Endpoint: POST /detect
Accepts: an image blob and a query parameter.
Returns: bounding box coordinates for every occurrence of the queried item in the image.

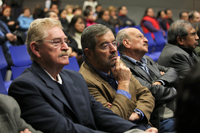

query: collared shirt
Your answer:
[85,61,131,100]
[43,69,62,84]
[123,54,165,86]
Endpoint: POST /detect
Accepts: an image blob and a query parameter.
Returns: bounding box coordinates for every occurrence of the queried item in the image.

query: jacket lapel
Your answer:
[30,62,74,113]
[121,55,153,83]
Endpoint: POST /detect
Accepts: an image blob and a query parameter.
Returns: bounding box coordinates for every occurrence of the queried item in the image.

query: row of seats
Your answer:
[0,45,80,94]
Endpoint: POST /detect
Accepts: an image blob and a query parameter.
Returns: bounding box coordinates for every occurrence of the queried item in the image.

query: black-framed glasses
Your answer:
[43,37,70,48]
[179,32,197,37]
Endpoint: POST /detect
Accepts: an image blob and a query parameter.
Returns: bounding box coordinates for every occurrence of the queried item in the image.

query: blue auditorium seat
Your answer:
[153,31,167,52]
[9,45,32,79]
[63,56,79,72]
[144,32,156,54]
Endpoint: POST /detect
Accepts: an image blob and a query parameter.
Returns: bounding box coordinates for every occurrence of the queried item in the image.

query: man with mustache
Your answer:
[116,27,178,133]
[157,20,200,81]
[79,24,155,131]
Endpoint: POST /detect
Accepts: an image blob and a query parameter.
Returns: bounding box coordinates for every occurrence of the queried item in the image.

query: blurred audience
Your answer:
[83,9,96,27]
[95,9,116,35]
[141,8,163,39]
[65,4,74,23]
[49,3,59,14]
[72,5,83,15]
[179,11,189,21]
[33,5,45,19]
[117,6,135,27]
[59,9,68,31]
[157,10,169,31]
[108,5,123,28]
[165,9,174,25]
[189,11,200,23]
[0,6,19,32]
[17,7,34,32]
[82,0,98,13]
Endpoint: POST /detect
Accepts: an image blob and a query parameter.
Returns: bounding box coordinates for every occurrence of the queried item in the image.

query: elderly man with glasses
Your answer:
[8,18,157,133]
[158,20,200,81]
[79,24,156,131]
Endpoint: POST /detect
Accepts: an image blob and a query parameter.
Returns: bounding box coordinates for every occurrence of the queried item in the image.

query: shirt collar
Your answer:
[122,54,147,67]
[85,61,114,80]
[43,69,62,84]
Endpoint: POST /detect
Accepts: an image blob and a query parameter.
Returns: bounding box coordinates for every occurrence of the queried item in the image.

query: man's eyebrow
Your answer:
[99,40,116,46]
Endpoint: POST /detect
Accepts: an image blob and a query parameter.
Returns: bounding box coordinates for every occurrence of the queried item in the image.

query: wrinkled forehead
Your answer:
[127,28,142,36]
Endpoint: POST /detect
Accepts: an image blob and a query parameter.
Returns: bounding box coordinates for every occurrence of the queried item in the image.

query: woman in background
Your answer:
[157,10,169,31]
[68,15,86,66]
[0,6,19,32]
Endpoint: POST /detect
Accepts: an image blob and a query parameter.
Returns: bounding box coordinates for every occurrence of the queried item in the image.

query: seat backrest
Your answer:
[9,45,32,67]
[0,46,8,79]
[11,65,31,79]
[153,31,166,46]
[0,71,7,95]
[144,32,156,54]
[133,25,143,33]
[63,56,79,72]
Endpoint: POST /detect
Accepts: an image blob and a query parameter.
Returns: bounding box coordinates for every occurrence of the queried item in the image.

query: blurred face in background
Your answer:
[147,8,154,17]
[60,10,67,19]
[120,6,128,15]
[75,18,85,33]
[3,7,11,17]
[160,11,166,19]
[102,10,110,22]
[181,12,189,21]
[24,9,31,17]
[49,12,59,20]
[166,10,173,18]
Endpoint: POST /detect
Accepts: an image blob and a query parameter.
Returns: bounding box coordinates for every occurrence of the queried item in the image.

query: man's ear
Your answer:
[122,39,131,48]
[177,36,184,45]
[84,48,93,59]
[30,42,41,58]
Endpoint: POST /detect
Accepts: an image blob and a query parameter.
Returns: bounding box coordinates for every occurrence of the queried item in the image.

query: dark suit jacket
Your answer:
[0,94,42,133]
[121,55,178,126]
[79,62,155,124]
[8,62,137,133]
[157,43,200,80]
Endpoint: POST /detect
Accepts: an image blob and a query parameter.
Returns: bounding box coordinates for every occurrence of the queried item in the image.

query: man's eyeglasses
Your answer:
[101,41,118,50]
[180,32,197,37]
[42,38,70,48]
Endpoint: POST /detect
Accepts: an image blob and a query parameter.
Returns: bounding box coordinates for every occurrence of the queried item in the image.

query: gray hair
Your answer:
[81,24,111,60]
[116,28,130,53]
[168,20,192,44]
[26,18,63,61]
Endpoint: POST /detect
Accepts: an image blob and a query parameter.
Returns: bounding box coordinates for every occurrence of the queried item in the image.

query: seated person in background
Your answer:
[176,63,200,133]
[108,6,123,28]
[8,18,157,133]
[117,27,178,133]
[0,6,19,32]
[94,4,102,18]
[0,19,16,66]
[83,9,97,27]
[72,5,83,15]
[0,94,42,133]
[141,8,164,39]
[49,3,59,14]
[164,9,174,25]
[95,9,116,35]
[157,20,200,81]
[157,10,169,31]
[188,11,200,23]
[192,22,200,57]
[179,11,189,21]
[68,15,86,66]
[117,6,135,27]
[79,24,155,131]
[17,7,34,32]
[59,9,68,31]
[65,4,74,23]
